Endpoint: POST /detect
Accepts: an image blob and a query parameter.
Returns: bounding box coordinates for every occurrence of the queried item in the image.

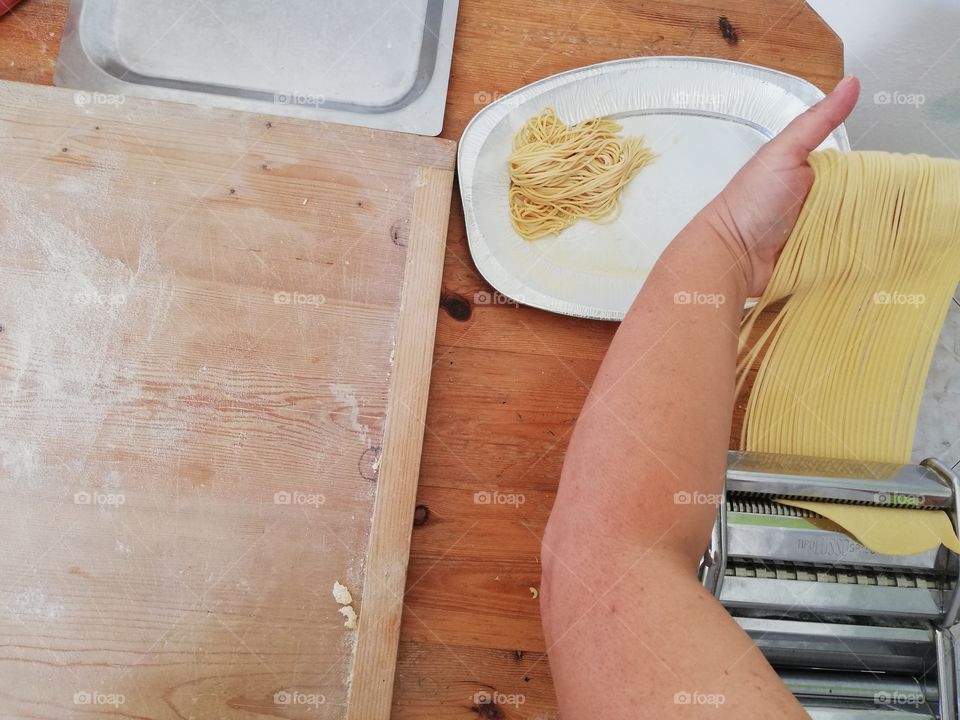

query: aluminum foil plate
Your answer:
[458,57,851,320]
[54,0,458,136]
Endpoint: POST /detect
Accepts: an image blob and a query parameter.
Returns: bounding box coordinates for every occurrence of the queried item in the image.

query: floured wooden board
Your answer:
[0,80,455,719]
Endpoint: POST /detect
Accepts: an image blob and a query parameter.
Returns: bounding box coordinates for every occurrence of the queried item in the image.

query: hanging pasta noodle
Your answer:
[508,108,656,240]
[736,150,960,556]
[738,150,960,462]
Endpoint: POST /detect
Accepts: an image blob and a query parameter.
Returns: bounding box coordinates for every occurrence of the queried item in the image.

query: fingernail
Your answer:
[834,75,856,92]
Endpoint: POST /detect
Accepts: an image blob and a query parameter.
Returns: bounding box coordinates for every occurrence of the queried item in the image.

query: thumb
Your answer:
[774,75,860,157]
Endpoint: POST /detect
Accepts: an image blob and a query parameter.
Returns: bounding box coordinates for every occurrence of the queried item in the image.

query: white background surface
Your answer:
[809,0,960,155]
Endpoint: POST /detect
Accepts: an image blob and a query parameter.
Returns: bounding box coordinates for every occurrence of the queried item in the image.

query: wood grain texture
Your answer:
[393,641,554,719]
[0,79,454,718]
[349,167,455,718]
[0,0,65,86]
[0,1,842,718]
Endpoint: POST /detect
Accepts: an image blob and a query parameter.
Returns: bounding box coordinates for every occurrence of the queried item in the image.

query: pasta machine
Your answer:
[700,451,960,720]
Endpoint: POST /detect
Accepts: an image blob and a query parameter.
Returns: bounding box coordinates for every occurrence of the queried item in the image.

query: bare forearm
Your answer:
[558,210,747,558]
[541,210,806,719]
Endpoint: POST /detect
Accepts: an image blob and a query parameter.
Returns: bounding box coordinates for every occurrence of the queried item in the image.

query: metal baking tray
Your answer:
[54,0,459,136]
[458,56,851,320]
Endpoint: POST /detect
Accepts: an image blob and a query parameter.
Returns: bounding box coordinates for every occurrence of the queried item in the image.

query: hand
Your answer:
[704,75,860,297]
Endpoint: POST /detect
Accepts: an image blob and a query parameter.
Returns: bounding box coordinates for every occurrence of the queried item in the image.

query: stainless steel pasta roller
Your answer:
[700,450,960,720]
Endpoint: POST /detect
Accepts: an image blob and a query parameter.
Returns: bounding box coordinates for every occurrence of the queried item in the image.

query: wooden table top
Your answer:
[0,1,842,717]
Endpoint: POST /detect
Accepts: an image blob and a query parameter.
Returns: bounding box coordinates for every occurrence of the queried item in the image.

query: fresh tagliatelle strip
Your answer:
[776,499,960,556]
[739,151,960,466]
[738,151,960,556]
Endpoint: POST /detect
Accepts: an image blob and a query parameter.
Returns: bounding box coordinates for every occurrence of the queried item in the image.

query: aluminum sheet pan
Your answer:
[458,57,851,320]
[54,0,458,136]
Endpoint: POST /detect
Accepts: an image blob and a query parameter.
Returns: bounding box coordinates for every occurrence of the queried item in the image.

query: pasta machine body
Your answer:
[700,451,960,720]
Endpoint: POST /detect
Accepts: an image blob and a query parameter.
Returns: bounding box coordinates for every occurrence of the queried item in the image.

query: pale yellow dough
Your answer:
[740,151,960,557]
[777,499,960,556]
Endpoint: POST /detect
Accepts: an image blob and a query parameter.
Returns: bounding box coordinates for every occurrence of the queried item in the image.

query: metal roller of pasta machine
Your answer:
[700,451,960,720]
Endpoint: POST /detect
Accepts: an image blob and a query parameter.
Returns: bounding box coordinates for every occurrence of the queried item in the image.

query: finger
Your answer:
[773,75,860,157]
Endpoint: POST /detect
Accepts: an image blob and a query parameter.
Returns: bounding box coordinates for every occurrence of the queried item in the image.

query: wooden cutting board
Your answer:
[0,80,455,719]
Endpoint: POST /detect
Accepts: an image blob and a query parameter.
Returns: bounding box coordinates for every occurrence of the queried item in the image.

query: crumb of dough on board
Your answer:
[529,587,539,599]
[339,605,358,630]
[332,580,353,605]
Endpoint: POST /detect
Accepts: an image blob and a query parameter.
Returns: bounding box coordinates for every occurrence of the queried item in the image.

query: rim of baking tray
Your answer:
[457,55,852,321]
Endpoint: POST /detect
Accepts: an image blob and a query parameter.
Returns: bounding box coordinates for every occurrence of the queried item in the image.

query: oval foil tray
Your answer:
[458,56,851,320]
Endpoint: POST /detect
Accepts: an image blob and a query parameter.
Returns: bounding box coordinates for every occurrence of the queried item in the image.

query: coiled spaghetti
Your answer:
[508,108,656,240]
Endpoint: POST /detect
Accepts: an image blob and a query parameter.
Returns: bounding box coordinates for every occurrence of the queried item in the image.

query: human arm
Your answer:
[540,76,860,719]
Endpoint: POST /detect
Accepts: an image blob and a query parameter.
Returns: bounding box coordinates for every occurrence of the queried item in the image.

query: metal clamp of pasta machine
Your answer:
[700,451,960,720]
